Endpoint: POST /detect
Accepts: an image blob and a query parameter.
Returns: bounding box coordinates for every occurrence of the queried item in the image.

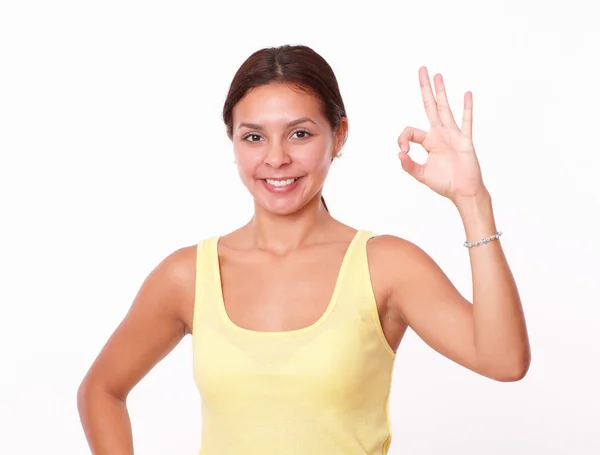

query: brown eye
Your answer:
[243,134,263,142]
[292,130,312,139]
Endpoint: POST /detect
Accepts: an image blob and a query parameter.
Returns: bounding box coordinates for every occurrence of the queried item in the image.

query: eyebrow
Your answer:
[236,117,317,131]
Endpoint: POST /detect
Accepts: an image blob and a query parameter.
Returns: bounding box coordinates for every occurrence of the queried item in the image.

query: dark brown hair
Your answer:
[222,44,347,212]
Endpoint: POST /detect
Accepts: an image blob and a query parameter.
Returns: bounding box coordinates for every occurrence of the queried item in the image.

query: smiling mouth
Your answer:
[263,177,300,188]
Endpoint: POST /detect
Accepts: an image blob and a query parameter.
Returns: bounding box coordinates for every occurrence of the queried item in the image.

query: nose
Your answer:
[264,141,291,168]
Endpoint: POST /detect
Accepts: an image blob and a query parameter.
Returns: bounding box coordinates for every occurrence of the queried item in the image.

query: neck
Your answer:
[246,196,333,254]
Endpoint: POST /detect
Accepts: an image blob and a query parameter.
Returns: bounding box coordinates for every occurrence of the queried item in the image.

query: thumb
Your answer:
[398,151,425,182]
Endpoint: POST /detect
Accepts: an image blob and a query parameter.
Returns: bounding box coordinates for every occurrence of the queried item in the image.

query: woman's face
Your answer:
[231,83,346,215]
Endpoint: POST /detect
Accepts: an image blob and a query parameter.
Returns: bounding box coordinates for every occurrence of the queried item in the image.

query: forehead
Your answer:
[232,83,325,125]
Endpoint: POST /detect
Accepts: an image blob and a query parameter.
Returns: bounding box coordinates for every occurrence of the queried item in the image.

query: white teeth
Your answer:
[265,178,298,187]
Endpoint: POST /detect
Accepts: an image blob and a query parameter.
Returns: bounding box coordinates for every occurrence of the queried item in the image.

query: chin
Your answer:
[259,199,304,216]
[254,191,314,216]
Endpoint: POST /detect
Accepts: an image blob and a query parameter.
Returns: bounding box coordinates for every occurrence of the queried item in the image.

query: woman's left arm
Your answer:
[374,192,530,382]
[385,67,530,381]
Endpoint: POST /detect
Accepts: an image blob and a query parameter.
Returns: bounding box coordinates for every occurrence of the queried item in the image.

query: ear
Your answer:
[332,117,349,160]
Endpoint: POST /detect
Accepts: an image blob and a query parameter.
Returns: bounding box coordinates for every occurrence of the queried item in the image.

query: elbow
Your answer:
[76,376,113,414]
[478,349,531,382]
[77,376,127,409]
[494,364,529,382]
[492,355,531,383]
[77,378,93,416]
[77,385,88,425]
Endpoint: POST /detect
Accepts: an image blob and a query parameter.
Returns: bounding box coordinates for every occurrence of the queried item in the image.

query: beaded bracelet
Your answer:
[464,231,502,248]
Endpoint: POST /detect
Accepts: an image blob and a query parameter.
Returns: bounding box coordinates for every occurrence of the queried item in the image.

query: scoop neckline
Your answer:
[210,230,364,336]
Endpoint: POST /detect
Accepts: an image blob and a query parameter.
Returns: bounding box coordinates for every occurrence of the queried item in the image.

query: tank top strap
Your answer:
[334,229,377,294]
[332,230,395,358]
[192,236,221,335]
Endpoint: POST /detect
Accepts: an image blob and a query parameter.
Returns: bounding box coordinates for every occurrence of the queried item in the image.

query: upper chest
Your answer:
[182,235,404,348]
[217,241,365,332]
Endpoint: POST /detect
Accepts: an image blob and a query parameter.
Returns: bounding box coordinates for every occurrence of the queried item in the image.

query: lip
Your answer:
[261,176,303,194]
[260,177,302,180]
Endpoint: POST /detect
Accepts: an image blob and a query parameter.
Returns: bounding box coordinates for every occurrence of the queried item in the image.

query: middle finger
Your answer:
[419,66,442,127]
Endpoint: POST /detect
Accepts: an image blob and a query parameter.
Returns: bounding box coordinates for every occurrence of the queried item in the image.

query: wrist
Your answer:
[454,191,497,241]
[453,189,492,215]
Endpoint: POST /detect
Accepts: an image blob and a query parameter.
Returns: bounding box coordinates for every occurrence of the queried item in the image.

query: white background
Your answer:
[1,1,599,453]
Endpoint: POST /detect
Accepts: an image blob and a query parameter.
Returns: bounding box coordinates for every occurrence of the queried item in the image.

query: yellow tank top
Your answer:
[192,230,396,455]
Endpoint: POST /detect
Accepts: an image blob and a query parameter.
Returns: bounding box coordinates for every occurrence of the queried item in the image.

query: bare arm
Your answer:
[374,194,530,381]
[77,246,195,454]
[387,67,530,381]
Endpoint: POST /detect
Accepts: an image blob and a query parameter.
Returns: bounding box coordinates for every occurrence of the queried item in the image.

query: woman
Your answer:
[77,44,531,454]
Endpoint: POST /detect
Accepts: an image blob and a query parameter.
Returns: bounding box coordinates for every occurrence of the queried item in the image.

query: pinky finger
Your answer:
[461,91,473,138]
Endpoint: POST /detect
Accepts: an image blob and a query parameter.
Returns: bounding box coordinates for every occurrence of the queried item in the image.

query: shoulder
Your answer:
[366,234,432,266]
[366,234,442,294]
[136,243,199,332]
[154,244,198,286]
